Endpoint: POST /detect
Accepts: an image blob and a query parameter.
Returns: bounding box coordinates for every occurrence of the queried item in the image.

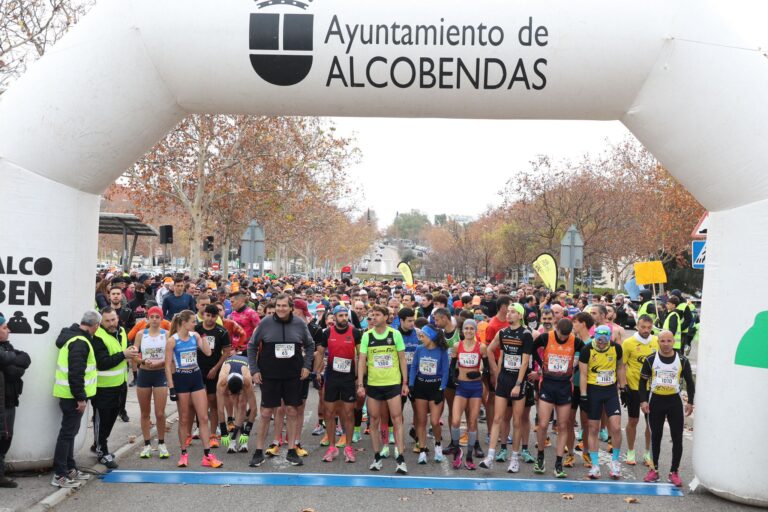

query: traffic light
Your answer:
[203,236,214,251]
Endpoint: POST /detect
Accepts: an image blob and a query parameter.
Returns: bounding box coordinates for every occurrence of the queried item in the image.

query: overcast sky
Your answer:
[332,118,631,229]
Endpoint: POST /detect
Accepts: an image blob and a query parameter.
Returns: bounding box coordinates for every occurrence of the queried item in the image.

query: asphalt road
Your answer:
[366,245,400,276]
[50,364,752,512]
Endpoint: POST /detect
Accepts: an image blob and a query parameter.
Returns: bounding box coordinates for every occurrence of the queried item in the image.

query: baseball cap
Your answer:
[511,303,525,318]
[471,295,482,306]
[293,299,310,316]
[485,287,494,294]
[163,277,173,284]
[594,325,611,340]
[333,305,349,315]
[0,314,6,327]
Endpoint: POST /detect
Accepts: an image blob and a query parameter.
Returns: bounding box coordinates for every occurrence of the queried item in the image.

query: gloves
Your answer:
[169,387,177,402]
[620,386,629,408]
[238,433,250,445]
[221,434,232,447]
[580,394,589,411]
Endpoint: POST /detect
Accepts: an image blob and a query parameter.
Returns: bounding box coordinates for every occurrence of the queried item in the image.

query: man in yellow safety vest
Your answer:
[51,311,101,488]
[90,307,138,469]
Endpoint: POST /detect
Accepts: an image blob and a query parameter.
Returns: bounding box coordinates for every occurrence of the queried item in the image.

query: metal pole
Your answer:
[568,229,575,292]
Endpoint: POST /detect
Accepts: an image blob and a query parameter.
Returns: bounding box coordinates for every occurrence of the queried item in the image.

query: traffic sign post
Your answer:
[560,225,584,292]
[691,212,710,239]
[692,240,706,269]
[241,220,265,278]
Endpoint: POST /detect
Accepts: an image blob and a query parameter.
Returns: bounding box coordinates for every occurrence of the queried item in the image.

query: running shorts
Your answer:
[587,384,621,421]
[324,377,356,403]
[539,379,573,406]
[137,369,167,389]
[456,380,483,399]
[260,378,303,408]
[174,369,205,394]
[366,384,401,402]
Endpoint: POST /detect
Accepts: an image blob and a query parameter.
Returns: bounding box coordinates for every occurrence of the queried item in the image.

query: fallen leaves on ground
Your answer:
[624,497,640,504]
[301,508,316,512]
[398,496,409,501]
[561,494,574,500]
[424,489,434,495]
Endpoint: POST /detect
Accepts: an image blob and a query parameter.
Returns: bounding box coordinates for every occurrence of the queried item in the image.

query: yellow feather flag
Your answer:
[532,253,558,291]
[398,261,414,287]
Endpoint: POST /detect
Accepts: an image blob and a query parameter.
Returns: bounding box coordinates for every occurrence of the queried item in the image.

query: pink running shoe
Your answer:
[322,446,339,462]
[202,453,223,468]
[465,458,477,470]
[644,469,660,482]
[177,453,188,468]
[452,447,464,469]
[344,446,356,463]
[668,472,683,487]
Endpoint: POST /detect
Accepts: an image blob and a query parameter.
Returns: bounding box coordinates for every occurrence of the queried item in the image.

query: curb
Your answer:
[26,412,179,512]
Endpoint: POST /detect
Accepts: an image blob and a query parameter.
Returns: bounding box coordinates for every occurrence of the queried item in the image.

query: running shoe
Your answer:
[412,442,422,453]
[396,460,408,474]
[588,464,601,479]
[238,442,249,453]
[66,469,91,481]
[465,457,477,470]
[443,442,458,456]
[609,460,621,480]
[507,457,520,473]
[294,444,309,457]
[598,428,609,442]
[668,472,684,488]
[320,434,330,447]
[312,423,325,436]
[336,423,343,436]
[227,442,237,454]
[479,407,486,422]
[379,445,390,458]
[554,465,567,479]
[202,453,223,468]
[249,452,265,467]
[626,449,637,465]
[418,451,428,464]
[352,429,362,443]
[452,447,464,469]
[158,443,170,459]
[575,441,584,452]
[644,452,653,467]
[576,429,582,442]
[644,469,660,482]
[434,445,444,463]
[286,449,303,466]
[265,443,280,457]
[177,453,189,467]
[209,435,220,449]
[192,426,200,439]
[140,445,153,458]
[459,432,469,446]
[506,435,513,445]
[563,453,575,468]
[51,475,81,488]
[344,445,356,463]
[495,448,508,462]
[369,458,383,471]
[394,447,400,459]
[389,431,395,444]
[335,435,347,448]
[364,427,370,435]
[533,458,545,474]
[322,446,339,462]
[582,452,593,468]
[409,426,418,441]
[478,456,493,470]
[473,442,485,459]
[184,436,193,448]
[98,453,118,469]
[521,448,535,463]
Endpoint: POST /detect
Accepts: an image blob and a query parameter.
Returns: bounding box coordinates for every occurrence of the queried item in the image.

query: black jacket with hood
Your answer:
[55,324,94,402]
[0,339,31,438]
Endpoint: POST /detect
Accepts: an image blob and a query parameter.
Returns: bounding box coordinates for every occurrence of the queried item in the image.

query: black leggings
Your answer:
[649,394,684,472]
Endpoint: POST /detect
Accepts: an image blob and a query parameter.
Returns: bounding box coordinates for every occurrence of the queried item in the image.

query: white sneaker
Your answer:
[589,464,602,479]
[610,460,621,479]
[434,445,444,463]
[191,426,200,439]
[379,445,390,459]
[66,469,91,481]
[51,475,81,488]
[479,456,493,469]
[369,458,383,471]
[418,452,428,464]
[139,445,153,458]
[396,460,408,474]
[238,442,249,453]
[227,442,237,454]
[157,443,170,459]
[507,456,520,473]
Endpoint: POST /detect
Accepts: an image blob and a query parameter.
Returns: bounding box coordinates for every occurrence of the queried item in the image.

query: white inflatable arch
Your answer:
[1,0,767,505]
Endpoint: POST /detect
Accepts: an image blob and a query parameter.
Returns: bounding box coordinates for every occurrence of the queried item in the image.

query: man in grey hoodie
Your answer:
[247,294,314,468]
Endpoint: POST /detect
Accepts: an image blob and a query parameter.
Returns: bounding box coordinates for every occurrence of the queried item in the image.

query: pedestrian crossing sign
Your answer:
[692,240,706,269]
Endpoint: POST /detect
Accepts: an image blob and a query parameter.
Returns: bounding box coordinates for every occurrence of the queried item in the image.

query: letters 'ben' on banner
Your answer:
[633,261,667,286]
[532,253,557,291]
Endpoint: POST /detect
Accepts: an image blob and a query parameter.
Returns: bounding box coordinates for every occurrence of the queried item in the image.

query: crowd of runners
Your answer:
[42,269,697,488]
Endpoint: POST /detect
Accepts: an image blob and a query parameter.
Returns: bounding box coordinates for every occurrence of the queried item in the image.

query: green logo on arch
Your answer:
[734,311,768,369]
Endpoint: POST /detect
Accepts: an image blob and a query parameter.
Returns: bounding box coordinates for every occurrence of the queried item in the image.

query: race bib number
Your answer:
[180,350,197,368]
[503,353,522,370]
[143,347,163,361]
[458,352,479,368]
[405,351,415,365]
[654,370,678,389]
[419,357,438,376]
[596,370,616,385]
[332,357,352,373]
[275,343,295,359]
[547,355,570,373]
[373,353,393,369]
[206,336,216,351]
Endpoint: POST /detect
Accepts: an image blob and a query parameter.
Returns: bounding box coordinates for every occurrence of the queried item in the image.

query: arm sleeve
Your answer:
[92,335,126,370]
[67,340,89,401]
[638,357,653,403]
[579,346,591,364]
[615,343,623,363]
[682,358,695,405]
[440,349,450,390]
[302,323,315,370]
